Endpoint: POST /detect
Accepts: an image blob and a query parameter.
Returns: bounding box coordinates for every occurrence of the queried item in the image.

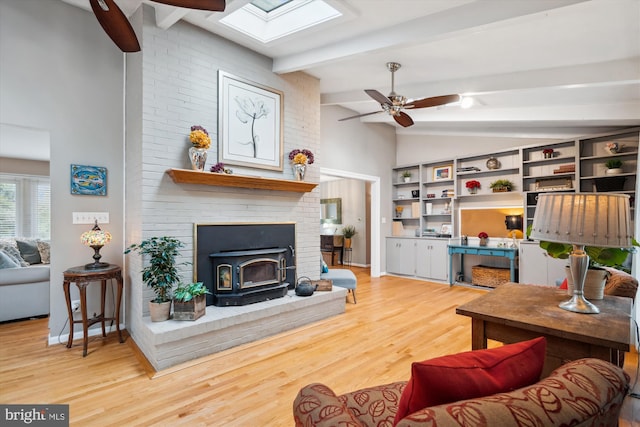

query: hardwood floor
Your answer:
[1,267,638,426]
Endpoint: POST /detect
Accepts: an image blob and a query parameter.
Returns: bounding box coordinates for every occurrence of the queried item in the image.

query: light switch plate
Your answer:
[72,212,109,224]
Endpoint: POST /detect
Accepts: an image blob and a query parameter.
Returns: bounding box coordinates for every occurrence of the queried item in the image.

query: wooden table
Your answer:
[447,245,517,285]
[63,264,124,356]
[456,283,631,376]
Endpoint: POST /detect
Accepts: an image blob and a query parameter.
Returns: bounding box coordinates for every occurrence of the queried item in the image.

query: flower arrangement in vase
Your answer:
[289,149,314,181]
[465,180,481,194]
[543,148,554,159]
[478,231,489,246]
[605,142,620,155]
[188,125,211,171]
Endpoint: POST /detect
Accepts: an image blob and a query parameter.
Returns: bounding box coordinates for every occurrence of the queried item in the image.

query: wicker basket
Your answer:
[593,176,626,192]
[472,265,510,288]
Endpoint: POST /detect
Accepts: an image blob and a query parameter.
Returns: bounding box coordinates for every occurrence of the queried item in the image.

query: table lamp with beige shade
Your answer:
[529,193,633,314]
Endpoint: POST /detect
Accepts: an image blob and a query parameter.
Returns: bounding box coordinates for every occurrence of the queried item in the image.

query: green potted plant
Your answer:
[401,170,412,182]
[539,239,638,298]
[125,236,186,322]
[489,179,514,192]
[604,159,623,175]
[173,282,210,321]
[342,225,357,249]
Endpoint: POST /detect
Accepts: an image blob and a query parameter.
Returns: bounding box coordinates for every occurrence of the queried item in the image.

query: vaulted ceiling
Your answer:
[62,0,640,138]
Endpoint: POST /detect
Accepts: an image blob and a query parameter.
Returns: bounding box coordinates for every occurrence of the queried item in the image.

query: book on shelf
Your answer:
[553,164,575,174]
[411,202,421,218]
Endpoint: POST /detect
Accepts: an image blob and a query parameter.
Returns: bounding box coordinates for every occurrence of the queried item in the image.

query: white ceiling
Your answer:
[61,0,640,138]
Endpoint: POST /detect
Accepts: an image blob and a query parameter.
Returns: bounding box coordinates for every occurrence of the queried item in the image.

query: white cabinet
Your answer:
[386,238,417,275]
[415,239,449,281]
[386,237,449,281]
[519,241,567,286]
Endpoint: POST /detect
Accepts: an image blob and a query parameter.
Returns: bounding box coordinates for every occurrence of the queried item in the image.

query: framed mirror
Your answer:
[321,198,342,224]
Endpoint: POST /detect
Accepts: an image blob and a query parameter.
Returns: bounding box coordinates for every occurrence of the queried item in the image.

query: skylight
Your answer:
[251,0,294,13]
[220,0,342,44]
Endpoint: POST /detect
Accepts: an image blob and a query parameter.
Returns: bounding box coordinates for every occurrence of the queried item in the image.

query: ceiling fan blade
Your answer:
[405,94,460,109]
[90,0,140,52]
[338,111,383,122]
[393,112,414,127]
[365,89,392,106]
[152,0,226,11]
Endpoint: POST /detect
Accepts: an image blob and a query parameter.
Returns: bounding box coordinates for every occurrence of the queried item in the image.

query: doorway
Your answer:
[320,167,380,277]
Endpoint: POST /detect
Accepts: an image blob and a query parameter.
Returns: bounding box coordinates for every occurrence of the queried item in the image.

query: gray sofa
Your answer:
[0,238,50,322]
[0,265,50,322]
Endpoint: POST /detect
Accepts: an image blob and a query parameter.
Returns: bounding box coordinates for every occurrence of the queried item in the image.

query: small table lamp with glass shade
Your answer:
[529,193,633,314]
[80,220,112,269]
[505,215,523,248]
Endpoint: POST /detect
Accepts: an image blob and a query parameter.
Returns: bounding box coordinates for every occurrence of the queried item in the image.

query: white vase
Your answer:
[606,168,623,175]
[293,163,306,181]
[564,267,608,300]
[189,147,207,171]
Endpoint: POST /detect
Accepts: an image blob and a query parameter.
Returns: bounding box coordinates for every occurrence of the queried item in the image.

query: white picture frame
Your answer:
[218,70,284,171]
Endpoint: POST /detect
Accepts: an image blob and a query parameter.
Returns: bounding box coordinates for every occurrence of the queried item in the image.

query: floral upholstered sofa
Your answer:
[293,338,629,427]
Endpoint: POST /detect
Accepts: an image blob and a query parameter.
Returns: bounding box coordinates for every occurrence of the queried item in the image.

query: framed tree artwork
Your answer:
[218,70,284,171]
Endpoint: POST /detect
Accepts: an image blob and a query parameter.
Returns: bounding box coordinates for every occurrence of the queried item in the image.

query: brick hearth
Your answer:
[139,288,347,370]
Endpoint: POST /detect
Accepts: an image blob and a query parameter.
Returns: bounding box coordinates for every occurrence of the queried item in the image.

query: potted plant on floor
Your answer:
[173,282,210,321]
[342,225,357,249]
[125,236,185,322]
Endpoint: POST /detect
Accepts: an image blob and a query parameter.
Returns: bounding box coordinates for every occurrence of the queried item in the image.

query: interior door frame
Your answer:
[320,167,381,277]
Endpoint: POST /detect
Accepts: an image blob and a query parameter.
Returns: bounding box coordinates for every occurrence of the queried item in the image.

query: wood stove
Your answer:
[210,248,290,306]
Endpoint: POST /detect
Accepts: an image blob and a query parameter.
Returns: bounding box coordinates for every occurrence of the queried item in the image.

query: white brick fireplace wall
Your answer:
[125,8,322,369]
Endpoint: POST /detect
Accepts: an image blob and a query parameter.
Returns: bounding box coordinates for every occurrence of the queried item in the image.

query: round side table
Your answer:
[62,264,124,356]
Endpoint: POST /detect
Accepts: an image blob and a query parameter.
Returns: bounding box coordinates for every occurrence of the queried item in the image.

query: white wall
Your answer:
[396,134,562,166]
[320,105,396,270]
[0,0,125,338]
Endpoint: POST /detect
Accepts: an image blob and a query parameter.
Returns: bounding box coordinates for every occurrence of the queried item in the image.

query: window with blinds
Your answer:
[0,174,50,239]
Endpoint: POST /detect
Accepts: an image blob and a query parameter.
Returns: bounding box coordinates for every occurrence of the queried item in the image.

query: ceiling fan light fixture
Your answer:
[461,96,474,109]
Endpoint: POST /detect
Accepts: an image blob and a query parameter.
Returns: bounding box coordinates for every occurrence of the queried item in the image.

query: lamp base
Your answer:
[559,294,600,314]
[85,261,109,270]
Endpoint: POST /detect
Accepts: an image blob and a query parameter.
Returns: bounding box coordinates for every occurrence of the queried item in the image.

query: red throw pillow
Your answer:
[393,337,546,425]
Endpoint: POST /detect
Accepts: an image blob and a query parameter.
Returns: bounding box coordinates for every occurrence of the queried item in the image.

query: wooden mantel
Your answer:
[166,168,317,193]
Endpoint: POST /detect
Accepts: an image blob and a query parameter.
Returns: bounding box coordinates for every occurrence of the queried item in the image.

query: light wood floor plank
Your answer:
[1,267,637,425]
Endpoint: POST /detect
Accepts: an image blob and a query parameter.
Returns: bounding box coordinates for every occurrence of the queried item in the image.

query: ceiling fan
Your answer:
[90,0,226,52]
[339,62,460,127]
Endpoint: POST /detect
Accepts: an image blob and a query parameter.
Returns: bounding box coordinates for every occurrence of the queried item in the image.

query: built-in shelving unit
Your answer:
[521,140,577,228]
[388,127,639,285]
[456,149,521,198]
[390,127,639,236]
[166,168,318,193]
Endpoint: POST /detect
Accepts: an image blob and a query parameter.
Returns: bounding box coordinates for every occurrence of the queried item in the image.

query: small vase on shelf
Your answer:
[479,237,488,247]
[189,147,207,171]
[468,187,477,195]
[293,163,306,181]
